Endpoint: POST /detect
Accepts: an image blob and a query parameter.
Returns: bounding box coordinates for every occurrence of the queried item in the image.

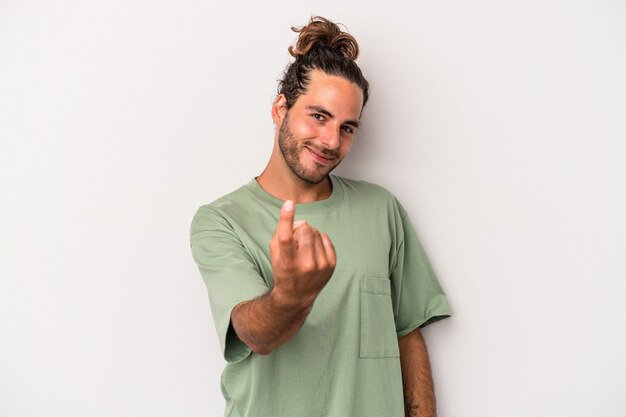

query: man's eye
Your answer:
[342,126,354,134]
[312,114,325,121]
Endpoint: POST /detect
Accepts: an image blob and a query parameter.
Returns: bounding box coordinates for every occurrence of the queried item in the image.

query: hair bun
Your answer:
[288,16,360,61]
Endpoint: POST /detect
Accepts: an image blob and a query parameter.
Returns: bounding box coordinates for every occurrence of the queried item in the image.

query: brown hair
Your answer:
[278,16,369,110]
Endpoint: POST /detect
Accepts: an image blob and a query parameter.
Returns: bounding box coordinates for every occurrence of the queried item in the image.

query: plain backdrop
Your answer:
[1,1,625,416]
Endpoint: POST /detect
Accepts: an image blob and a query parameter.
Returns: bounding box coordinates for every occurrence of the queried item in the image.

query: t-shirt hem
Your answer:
[224,321,253,363]
[220,291,268,363]
[396,312,451,338]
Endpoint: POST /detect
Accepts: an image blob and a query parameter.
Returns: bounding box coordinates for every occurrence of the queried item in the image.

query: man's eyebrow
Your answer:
[306,105,360,129]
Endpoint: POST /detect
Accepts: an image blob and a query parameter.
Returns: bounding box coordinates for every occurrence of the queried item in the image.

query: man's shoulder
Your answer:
[191,181,257,231]
[332,175,397,201]
[332,175,409,221]
[208,181,254,210]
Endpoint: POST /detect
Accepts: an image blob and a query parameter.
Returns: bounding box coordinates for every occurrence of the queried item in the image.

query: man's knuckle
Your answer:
[297,224,312,235]
[277,235,291,245]
[301,259,316,273]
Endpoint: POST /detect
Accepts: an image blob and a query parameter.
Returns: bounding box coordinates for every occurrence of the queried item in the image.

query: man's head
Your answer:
[270,17,368,186]
[275,69,363,184]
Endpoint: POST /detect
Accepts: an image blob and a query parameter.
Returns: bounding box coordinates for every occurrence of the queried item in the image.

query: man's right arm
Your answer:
[230,200,336,355]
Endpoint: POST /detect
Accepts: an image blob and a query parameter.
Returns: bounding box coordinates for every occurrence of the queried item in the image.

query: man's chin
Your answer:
[300,175,328,185]
[292,158,341,184]
[297,169,331,185]
[308,164,339,184]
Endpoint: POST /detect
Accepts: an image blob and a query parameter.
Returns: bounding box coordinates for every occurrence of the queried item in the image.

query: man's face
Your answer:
[277,70,364,185]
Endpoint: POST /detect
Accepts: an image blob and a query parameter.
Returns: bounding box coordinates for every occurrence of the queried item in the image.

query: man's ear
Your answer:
[271,94,288,126]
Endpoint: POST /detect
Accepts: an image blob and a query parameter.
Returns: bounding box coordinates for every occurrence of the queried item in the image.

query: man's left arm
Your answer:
[398,327,437,417]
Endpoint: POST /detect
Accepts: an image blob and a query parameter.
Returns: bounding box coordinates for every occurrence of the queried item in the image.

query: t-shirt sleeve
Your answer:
[390,201,451,337]
[190,205,269,362]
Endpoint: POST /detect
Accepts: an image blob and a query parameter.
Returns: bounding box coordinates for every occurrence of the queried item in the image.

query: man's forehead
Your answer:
[296,71,364,119]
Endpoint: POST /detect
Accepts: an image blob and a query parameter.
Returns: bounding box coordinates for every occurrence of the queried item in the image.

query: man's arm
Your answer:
[398,327,437,417]
[231,200,336,355]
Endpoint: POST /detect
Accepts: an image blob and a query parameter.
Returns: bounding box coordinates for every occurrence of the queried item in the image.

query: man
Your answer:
[191,16,450,417]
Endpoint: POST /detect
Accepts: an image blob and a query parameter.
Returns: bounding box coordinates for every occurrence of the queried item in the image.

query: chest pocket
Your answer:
[359,277,400,358]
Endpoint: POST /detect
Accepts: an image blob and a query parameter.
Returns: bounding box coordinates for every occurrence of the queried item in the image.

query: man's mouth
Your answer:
[305,146,337,164]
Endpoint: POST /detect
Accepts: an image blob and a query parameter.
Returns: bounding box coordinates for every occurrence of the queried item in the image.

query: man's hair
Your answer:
[278,16,369,110]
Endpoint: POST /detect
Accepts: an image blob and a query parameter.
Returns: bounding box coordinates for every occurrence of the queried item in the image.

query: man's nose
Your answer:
[320,126,341,149]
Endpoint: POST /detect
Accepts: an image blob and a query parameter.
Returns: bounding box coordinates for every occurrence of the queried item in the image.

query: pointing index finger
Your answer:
[276,200,296,258]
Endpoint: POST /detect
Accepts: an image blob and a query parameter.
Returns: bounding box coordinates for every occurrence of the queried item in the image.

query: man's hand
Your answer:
[230,200,336,355]
[270,200,336,307]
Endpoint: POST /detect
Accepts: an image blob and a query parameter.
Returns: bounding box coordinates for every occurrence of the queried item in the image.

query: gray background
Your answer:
[1,1,625,416]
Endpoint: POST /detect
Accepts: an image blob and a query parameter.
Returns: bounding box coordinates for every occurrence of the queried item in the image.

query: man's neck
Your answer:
[256,170,333,204]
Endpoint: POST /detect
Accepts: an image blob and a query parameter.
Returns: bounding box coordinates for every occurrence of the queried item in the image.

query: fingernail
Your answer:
[283,200,294,211]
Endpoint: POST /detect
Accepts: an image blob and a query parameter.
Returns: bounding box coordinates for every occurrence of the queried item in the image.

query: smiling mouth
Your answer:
[306,146,337,164]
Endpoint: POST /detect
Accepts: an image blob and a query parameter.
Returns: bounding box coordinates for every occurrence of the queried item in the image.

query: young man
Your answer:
[191,16,450,417]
